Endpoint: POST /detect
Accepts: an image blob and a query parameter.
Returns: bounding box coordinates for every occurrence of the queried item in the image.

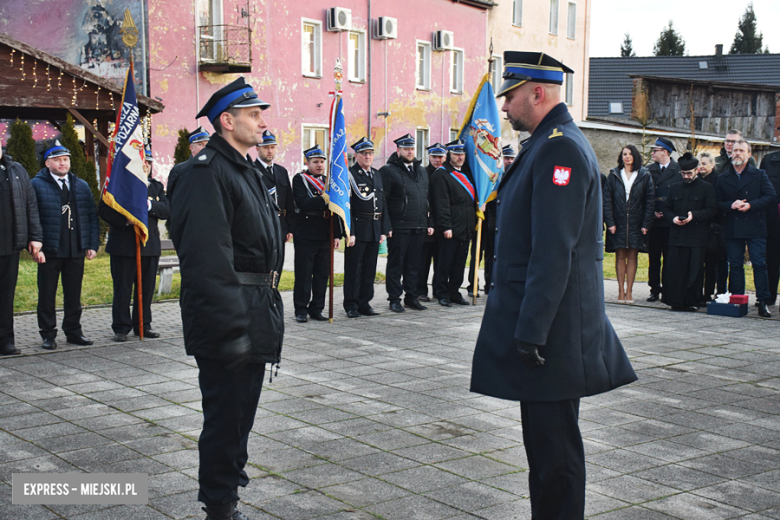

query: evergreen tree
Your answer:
[653,21,686,56]
[730,3,764,54]
[620,34,636,57]
[6,119,39,178]
[59,114,102,224]
[173,128,191,165]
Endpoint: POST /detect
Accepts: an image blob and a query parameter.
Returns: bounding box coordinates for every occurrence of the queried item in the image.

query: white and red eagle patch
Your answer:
[553,166,571,186]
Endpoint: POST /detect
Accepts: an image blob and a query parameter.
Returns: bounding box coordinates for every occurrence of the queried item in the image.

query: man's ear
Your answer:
[219,111,234,132]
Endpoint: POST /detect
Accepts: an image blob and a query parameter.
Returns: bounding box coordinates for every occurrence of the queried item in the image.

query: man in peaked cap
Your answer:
[255,130,295,244]
[417,142,447,302]
[470,51,637,520]
[30,140,99,350]
[343,137,389,318]
[379,133,433,312]
[169,77,284,520]
[167,126,210,201]
[646,136,682,302]
[502,144,516,169]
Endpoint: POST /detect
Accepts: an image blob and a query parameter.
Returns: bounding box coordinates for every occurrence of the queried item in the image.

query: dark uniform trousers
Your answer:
[648,226,670,295]
[434,237,469,301]
[386,230,425,303]
[521,399,585,520]
[768,236,780,305]
[0,253,20,346]
[37,257,85,339]
[417,240,437,298]
[293,238,329,316]
[343,240,380,312]
[196,357,265,505]
[110,255,160,334]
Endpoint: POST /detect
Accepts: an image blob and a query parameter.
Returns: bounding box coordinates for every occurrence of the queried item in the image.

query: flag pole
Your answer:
[471,42,495,306]
[327,59,344,323]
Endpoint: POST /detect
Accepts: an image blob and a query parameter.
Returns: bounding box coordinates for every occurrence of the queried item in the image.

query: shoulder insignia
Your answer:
[198,155,207,161]
[549,128,563,139]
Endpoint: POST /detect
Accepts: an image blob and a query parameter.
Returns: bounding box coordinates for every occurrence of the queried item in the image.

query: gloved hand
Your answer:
[517,340,545,366]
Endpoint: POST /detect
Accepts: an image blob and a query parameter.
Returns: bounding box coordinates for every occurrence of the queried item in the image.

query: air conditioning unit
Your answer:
[376,16,397,40]
[327,7,352,32]
[434,30,455,51]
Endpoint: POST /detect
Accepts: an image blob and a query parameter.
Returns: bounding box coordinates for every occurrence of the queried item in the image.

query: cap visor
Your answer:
[233,99,271,109]
[496,78,527,98]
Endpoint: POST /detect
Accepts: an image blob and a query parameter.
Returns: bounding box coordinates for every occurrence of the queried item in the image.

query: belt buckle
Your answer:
[374,213,381,220]
[271,271,279,288]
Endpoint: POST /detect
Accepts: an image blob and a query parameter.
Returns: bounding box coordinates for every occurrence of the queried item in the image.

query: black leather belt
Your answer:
[304,210,330,218]
[236,271,280,288]
[356,211,382,220]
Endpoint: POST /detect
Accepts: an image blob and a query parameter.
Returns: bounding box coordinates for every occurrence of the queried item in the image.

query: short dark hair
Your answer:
[617,144,642,172]
[211,107,240,135]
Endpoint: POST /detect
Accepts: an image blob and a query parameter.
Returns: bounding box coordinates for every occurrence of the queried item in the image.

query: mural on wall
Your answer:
[0,0,146,92]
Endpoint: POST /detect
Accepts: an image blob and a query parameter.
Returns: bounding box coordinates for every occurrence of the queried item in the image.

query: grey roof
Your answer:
[588,53,780,118]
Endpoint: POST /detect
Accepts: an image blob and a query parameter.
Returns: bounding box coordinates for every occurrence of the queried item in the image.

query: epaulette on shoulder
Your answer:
[192,148,216,166]
[548,127,564,139]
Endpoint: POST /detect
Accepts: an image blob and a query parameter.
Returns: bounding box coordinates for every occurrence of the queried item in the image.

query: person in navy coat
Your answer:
[470,51,637,520]
[714,140,777,317]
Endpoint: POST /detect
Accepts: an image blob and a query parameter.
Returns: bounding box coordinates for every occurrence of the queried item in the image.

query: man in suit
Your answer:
[30,141,99,350]
[471,51,637,520]
[759,144,780,306]
[99,148,170,340]
[255,130,295,243]
[715,140,777,318]
[646,137,682,301]
[417,142,446,302]
[343,137,389,317]
[167,126,209,201]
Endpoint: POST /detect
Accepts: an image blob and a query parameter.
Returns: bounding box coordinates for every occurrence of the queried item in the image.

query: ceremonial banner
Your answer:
[102,63,149,245]
[325,94,351,237]
[458,74,504,207]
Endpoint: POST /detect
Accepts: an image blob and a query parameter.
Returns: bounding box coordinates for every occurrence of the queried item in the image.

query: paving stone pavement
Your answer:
[2,282,780,519]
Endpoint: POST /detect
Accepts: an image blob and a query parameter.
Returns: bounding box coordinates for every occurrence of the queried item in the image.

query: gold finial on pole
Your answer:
[488,37,495,76]
[334,58,343,92]
[120,9,139,49]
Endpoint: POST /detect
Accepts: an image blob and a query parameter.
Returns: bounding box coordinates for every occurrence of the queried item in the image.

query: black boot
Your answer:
[758,301,771,318]
[202,501,250,520]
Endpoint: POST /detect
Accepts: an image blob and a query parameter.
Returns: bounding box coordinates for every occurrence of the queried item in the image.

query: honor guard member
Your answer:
[255,130,296,243]
[471,52,637,520]
[30,141,99,350]
[99,148,169,341]
[0,147,42,356]
[167,126,209,201]
[292,144,342,323]
[343,137,389,317]
[418,142,447,302]
[170,77,284,520]
[431,139,476,306]
[380,133,433,312]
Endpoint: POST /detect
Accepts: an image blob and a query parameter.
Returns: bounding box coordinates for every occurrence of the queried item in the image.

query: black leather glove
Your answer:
[517,340,545,366]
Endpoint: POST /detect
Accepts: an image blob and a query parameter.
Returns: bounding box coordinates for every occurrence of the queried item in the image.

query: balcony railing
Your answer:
[198,24,252,73]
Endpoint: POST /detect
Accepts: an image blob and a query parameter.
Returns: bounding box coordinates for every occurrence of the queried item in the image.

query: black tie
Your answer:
[60,179,68,198]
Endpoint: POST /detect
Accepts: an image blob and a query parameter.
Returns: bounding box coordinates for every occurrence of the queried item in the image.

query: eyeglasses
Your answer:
[724,139,738,144]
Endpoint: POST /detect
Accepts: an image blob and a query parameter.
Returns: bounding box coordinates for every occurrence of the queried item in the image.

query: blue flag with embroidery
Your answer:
[102,63,149,245]
[458,74,504,207]
[325,94,351,237]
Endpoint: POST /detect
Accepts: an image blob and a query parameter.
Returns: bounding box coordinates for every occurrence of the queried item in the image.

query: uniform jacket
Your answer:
[292,171,345,241]
[759,151,780,238]
[166,157,191,202]
[664,177,717,248]
[348,162,390,242]
[646,159,682,228]
[603,167,654,252]
[470,103,637,402]
[431,161,477,242]
[255,159,296,238]
[423,163,439,243]
[379,153,431,232]
[31,169,99,254]
[170,132,284,363]
[99,176,169,256]
[715,164,778,240]
[0,154,42,254]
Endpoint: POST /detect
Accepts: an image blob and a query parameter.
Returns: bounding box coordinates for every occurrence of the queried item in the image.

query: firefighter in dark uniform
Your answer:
[169,77,284,520]
[431,139,476,306]
[255,130,296,244]
[292,145,342,323]
[417,142,446,302]
[343,137,389,317]
[99,148,169,341]
[166,126,209,202]
[470,52,637,520]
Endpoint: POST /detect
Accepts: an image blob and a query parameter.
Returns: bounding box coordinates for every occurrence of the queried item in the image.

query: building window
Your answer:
[416,128,429,165]
[302,20,322,77]
[450,128,460,142]
[567,2,576,39]
[450,49,464,94]
[416,41,431,90]
[513,0,523,27]
[609,102,623,114]
[549,0,559,35]
[348,31,366,83]
[565,73,574,106]
[302,125,327,150]
[492,55,503,93]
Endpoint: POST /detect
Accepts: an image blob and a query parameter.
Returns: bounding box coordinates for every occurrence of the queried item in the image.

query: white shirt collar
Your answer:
[50,170,69,189]
[258,159,272,169]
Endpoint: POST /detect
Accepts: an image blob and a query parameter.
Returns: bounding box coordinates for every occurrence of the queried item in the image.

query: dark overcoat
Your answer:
[470,103,637,402]
[715,164,777,240]
[759,151,780,238]
[646,160,682,228]
[0,154,42,253]
[170,133,284,364]
[379,153,431,232]
[99,176,169,256]
[663,177,717,247]
[431,162,477,242]
[348,163,390,242]
[255,160,297,238]
[603,167,654,252]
